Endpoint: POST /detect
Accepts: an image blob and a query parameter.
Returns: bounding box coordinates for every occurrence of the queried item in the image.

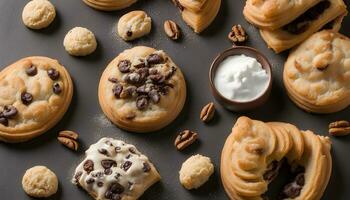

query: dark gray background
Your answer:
[0,0,349,199]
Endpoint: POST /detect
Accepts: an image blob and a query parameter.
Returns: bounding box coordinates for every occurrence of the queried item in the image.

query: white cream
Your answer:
[214,54,269,102]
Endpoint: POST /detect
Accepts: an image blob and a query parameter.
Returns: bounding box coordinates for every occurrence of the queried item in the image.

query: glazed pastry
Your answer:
[117,11,152,41]
[0,57,73,143]
[172,0,221,33]
[221,116,332,200]
[260,0,347,53]
[284,30,350,113]
[98,46,186,133]
[82,0,137,11]
[22,166,58,198]
[72,137,161,200]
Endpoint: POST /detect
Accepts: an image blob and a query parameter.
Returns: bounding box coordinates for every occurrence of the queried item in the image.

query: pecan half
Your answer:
[58,130,79,151]
[200,102,215,123]
[164,20,181,40]
[174,130,198,151]
[228,24,248,43]
[329,120,350,136]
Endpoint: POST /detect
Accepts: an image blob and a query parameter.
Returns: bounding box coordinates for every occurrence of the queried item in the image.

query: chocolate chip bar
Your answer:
[72,137,161,200]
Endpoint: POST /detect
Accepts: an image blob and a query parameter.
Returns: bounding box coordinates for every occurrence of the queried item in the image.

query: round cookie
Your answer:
[0,56,73,143]
[117,11,152,41]
[63,27,97,56]
[283,30,350,113]
[22,166,58,198]
[220,116,332,200]
[179,154,214,190]
[98,46,186,133]
[82,0,138,11]
[22,0,56,29]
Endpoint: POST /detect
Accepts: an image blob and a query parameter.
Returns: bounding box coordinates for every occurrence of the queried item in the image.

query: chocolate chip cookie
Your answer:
[98,46,186,133]
[72,137,161,200]
[0,56,73,143]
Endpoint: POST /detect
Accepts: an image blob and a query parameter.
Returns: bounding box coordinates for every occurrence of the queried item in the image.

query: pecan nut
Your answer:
[329,120,350,136]
[164,20,181,40]
[228,24,248,43]
[58,130,79,151]
[200,102,215,123]
[174,130,198,151]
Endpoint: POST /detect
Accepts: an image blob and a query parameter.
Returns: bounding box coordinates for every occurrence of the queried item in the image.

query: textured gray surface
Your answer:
[0,0,349,199]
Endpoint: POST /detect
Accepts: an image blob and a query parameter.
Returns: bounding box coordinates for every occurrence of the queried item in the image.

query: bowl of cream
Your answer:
[209,46,272,111]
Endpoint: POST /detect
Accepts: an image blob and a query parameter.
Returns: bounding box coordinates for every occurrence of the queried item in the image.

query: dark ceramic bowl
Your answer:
[209,46,273,111]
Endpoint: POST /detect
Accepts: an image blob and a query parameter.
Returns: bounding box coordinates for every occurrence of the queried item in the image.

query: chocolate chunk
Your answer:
[47,68,60,80]
[126,31,133,37]
[115,146,121,153]
[108,77,118,83]
[118,60,131,73]
[101,160,116,169]
[0,113,8,126]
[113,84,123,98]
[129,147,136,154]
[105,168,113,175]
[121,161,132,171]
[21,92,33,105]
[147,54,164,65]
[3,105,17,119]
[86,178,95,184]
[26,65,37,76]
[52,83,62,94]
[148,90,160,103]
[137,68,149,81]
[74,171,83,182]
[125,73,141,84]
[149,74,165,84]
[83,160,94,174]
[98,148,109,156]
[120,86,137,98]
[97,182,104,187]
[143,162,151,172]
[105,182,124,198]
[136,96,149,110]
[136,85,149,94]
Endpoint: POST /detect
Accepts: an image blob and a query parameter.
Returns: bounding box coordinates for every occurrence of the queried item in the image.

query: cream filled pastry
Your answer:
[221,116,332,200]
[284,30,350,113]
[172,0,221,33]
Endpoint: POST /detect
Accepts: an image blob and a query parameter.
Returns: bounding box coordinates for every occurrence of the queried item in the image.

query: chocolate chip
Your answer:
[108,77,118,83]
[2,105,17,119]
[125,73,141,84]
[47,68,60,80]
[129,147,136,154]
[137,68,149,81]
[115,146,121,153]
[121,161,132,171]
[0,113,8,126]
[136,96,148,110]
[126,154,131,159]
[101,160,116,169]
[148,90,160,103]
[21,92,33,105]
[53,83,62,94]
[26,65,37,76]
[83,160,94,174]
[113,84,123,98]
[86,178,95,184]
[74,171,83,182]
[105,168,113,175]
[98,148,109,156]
[118,60,131,73]
[147,54,164,65]
[106,182,124,196]
[126,31,132,37]
[97,182,104,187]
[149,74,165,84]
[143,162,151,172]
[120,86,137,98]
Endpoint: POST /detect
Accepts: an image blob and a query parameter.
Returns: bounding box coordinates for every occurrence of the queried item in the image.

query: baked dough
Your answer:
[72,137,161,200]
[22,166,58,198]
[172,0,221,33]
[179,154,214,190]
[221,116,332,200]
[0,57,73,143]
[284,30,350,113]
[63,27,97,56]
[117,11,152,41]
[22,0,56,29]
[260,0,347,53]
[82,0,137,11]
[98,46,186,133]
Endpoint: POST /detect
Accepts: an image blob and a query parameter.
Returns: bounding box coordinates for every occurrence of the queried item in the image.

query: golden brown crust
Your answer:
[82,0,137,11]
[284,30,350,113]
[0,56,73,143]
[220,116,332,200]
[98,46,186,133]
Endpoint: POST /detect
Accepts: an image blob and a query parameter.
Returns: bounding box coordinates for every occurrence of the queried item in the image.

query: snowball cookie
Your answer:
[117,11,152,41]
[63,27,97,56]
[179,154,214,190]
[22,0,56,29]
[22,166,58,198]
